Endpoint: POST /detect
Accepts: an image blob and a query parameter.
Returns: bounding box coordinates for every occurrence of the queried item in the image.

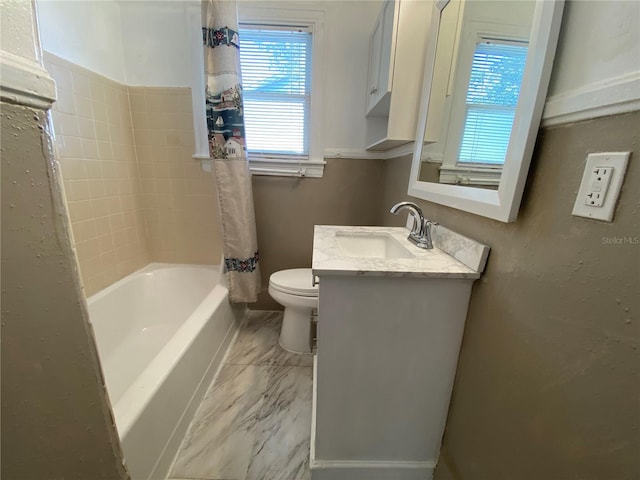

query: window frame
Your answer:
[238,5,326,178]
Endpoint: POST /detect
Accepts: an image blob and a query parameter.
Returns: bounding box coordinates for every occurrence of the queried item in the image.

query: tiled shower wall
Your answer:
[45,53,150,296]
[129,87,222,264]
[44,53,222,296]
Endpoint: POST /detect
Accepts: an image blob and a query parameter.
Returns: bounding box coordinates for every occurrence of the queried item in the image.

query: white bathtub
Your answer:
[88,263,240,480]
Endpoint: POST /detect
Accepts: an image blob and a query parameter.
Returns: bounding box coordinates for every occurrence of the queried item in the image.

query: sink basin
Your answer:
[335,231,414,259]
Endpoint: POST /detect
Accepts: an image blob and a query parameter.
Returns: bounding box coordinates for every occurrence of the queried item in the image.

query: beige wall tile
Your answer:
[59,136,84,159]
[54,88,76,115]
[75,96,93,119]
[46,54,221,294]
[81,139,99,159]
[80,255,103,283]
[61,158,87,179]
[92,100,109,124]
[53,112,80,137]
[95,217,111,236]
[73,219,97,243]
[96,141,113,160]
[71,72,92,98]
[67,180,91,202]
[76,237,101,261]
[45,53,153,296]
[89,81,106,105]
[129,94,146,113]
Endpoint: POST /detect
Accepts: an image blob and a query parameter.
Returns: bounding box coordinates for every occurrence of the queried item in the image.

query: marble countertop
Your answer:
[312,225,482,279]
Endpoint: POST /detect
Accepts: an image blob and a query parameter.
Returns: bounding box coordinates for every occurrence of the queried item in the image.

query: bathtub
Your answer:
[88,263,241,480]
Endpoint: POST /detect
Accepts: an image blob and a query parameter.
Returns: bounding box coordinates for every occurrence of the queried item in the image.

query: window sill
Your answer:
[192,154,326,178]
[249,157,326,178]
[438,164,501,187]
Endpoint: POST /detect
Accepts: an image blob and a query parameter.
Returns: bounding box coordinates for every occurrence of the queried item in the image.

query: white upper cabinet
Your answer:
[365,0,396,116]
[364,0,432,151]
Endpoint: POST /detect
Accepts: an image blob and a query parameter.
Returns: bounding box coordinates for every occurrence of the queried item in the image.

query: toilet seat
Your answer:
[269,268,318,297]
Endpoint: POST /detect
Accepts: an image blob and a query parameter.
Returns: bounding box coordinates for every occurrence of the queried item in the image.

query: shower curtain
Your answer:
[203,0,260,303]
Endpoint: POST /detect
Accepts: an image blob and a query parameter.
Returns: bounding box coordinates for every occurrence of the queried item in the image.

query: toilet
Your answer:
[268,268,318,354]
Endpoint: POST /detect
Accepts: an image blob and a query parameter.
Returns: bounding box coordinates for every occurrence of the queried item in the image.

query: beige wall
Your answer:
[1,102,128,480]
[379,111,640,479]
[44,53,149,296]
[250,157,384,309]
[129,86,222,264]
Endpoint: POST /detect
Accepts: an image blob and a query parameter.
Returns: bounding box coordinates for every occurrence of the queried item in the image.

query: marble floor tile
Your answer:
[171,311,314,480]
[170,364,269,480]
[225,311,313,368]
[246,366,313,480]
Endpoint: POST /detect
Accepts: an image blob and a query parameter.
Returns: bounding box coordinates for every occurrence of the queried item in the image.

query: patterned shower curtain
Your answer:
[202,0,260,303]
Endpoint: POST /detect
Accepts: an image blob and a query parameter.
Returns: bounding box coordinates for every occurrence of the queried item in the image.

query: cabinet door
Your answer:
[366,13,384,113]
[366,0,395,116]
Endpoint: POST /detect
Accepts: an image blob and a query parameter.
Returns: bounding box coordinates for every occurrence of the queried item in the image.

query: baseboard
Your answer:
[309,355,437,480]
[310,359,436,480]
[309,457,436,480]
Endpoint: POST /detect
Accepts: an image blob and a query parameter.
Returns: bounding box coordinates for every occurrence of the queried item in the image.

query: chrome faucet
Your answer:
[389,201,437,249]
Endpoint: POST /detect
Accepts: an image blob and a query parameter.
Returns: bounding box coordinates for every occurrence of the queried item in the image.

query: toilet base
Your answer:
[279,307,312,354]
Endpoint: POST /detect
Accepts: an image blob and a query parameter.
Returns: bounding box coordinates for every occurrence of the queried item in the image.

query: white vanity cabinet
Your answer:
[364,0,432,151]
[310,226,488,480]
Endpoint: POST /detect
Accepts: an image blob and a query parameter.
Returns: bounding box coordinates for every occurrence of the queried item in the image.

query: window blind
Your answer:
[458,40,528,165]
[239,26,312,157]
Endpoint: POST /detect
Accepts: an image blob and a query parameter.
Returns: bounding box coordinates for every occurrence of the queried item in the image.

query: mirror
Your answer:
[408,0,564,222]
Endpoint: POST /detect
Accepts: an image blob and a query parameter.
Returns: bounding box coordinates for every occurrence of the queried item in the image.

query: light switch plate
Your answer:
[572,152,630,222]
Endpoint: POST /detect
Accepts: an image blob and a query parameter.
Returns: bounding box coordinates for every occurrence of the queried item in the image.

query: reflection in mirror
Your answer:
[408,0,564,222]
[419,0,535,189]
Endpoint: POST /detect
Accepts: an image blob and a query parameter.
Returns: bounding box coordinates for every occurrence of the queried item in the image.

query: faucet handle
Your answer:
[423,220,438,234]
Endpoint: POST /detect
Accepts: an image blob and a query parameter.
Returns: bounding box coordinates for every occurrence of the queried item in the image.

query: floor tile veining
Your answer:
[170,311,312,480]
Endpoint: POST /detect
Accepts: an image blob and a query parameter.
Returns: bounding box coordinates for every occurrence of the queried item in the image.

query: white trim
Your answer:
[249,157,326,178]
[542,71,640,127]
[310,459,437,470]
[323,148,386,159]
[324,143,414,160]
[0,50,56,109]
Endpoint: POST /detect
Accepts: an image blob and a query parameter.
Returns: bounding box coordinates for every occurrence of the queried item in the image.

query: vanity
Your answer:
[310,225,489,480]
[307,0,563,476]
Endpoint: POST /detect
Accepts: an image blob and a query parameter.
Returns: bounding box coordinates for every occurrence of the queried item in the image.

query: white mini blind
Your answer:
[239,25,312,158]
[458,40,528,165]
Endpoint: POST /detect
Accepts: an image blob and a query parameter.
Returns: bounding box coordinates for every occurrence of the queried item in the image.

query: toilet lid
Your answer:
[269,268,318,296]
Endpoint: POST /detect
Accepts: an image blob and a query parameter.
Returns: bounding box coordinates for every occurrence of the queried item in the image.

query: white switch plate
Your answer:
[572,152,630,222]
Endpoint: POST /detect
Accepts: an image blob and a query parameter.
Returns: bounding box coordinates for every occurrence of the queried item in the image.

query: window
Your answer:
[238,13,325,177]
[240,25,311,157]
[458,39,528,166]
